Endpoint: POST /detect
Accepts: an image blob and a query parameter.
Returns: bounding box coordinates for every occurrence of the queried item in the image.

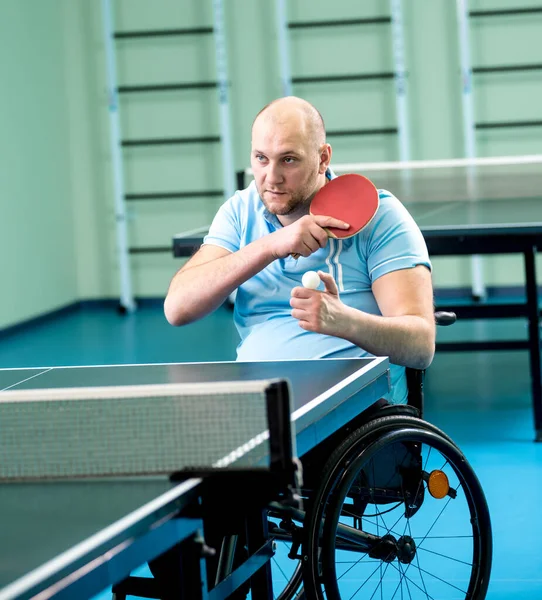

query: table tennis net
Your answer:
[349,162,542,205]
[0,381,289,481]
[242,155,542,204]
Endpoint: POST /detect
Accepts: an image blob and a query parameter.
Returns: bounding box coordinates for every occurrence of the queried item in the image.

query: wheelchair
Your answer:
[266,311,492,600]
[113,312,493,599]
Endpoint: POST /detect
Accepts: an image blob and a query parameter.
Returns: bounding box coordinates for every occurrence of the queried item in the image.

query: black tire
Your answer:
[302,415,492,600]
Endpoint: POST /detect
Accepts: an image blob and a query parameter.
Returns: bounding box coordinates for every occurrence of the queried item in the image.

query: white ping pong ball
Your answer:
[302,271,321,290]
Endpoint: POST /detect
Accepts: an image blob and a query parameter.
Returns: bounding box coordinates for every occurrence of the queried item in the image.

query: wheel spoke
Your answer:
[390,564,405,600]
[414,497,453,552]
[334,545,369,580]
[417,545,474,567]
[398,562,413,600]
[407,506,430,596]
[336,560,384,564]
[415,564,468,594]
[360,518,402,538]
[272,553,291,581]
[389,562,435,600]
[345,560,393,600]
[341,560,384,597]
[369,562,392,600]
[411,535,472,540]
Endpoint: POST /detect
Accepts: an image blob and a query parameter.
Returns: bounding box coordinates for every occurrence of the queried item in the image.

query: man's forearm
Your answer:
[337,307,435,370]
[165,238,275,326]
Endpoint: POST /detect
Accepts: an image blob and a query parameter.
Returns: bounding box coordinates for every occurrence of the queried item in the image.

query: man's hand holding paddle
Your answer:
[268,214,350,259]
[267,174,380,260]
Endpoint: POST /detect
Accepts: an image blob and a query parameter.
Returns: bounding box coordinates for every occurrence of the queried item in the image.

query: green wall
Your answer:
[0,1,77,329]
[2,0,541,327]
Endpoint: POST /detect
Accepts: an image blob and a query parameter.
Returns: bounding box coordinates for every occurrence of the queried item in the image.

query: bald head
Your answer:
[250,97,332,223]
[252,96,326,151]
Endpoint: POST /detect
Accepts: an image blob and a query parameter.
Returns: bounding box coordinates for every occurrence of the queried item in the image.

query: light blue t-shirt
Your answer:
[203,172,431,404]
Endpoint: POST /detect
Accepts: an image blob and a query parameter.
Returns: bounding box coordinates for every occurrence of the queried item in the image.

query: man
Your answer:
[165,96,435,404]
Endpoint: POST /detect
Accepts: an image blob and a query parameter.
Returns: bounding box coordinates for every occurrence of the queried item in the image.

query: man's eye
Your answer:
[283,157,295,164]
[256,155,266,162]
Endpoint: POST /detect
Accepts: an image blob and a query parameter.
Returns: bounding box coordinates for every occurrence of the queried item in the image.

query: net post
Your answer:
[265,380,302,505]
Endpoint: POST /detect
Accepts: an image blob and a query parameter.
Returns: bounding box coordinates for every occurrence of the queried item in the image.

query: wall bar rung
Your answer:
[469,7,542,17]
[327,127,398,136]
[289,17,391,28]
[292,72,395,84]
[473,64,542,73]
[121,136,220,147]
[118,82,217,93]
[475,120,542,129]
[129,247,171,254]
[114,27,214,39]
[125,190,223,200]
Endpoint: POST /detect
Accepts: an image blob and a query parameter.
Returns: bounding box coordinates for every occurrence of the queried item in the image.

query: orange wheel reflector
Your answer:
[428,470,450,499]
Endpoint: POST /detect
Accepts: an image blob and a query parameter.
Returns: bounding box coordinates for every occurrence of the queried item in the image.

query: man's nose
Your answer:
[266,162,283,185]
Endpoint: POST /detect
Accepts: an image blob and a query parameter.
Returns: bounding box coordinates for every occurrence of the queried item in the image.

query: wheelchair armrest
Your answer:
[434,311,456,327]
[406,311,456,416]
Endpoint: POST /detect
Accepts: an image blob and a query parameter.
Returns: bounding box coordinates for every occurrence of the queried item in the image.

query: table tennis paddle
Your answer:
[292,173,379,259]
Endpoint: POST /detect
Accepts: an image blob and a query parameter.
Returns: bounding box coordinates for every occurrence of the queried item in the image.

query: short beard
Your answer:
[261,190,313,216]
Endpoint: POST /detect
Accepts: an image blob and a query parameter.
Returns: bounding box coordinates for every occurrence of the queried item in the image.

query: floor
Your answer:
[1,302,540,598]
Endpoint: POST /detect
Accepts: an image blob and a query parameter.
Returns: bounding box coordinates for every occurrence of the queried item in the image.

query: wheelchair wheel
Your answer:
[302,415,492,599]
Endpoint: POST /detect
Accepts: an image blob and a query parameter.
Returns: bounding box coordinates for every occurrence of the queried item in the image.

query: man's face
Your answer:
[251,119,324,217]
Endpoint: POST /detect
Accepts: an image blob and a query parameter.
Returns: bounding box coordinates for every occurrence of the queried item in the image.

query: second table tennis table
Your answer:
[172,160,542,440]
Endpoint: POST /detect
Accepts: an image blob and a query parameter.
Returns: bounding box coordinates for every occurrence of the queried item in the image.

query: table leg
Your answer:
[524,247,542,441]
[246,507,274,599]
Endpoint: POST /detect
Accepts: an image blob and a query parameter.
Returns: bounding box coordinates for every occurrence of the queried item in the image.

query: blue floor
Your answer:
[1,303,540,598]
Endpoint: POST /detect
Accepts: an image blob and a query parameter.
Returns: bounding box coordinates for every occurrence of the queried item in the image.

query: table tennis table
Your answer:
[172,159,542,440]
[0,357,389,600]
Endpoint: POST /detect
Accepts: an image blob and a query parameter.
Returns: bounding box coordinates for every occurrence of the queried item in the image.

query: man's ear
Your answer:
[319,143,332,173]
